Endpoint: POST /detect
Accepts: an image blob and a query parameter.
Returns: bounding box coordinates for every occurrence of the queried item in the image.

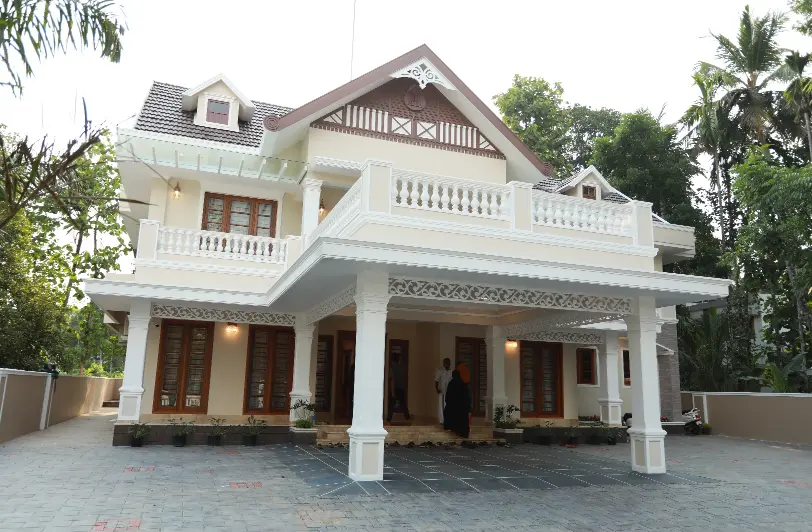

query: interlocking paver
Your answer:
[2,409,812,531]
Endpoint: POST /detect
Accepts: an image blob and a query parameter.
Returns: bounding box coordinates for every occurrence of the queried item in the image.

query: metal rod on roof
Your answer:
[349,0,357,80]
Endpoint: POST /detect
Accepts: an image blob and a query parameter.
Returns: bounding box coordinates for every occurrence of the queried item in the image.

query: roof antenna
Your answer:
[349,0,357,80]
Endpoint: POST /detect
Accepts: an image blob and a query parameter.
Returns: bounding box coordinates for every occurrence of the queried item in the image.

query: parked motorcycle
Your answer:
[682,407,702,435]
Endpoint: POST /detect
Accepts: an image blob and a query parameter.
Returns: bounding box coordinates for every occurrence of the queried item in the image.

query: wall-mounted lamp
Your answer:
[505,339,518,349]
[172,182,182,199]
[225,322,239,335]
[318,199,326,216]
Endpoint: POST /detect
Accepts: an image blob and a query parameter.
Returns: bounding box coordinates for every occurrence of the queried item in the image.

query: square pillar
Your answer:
[289,317,316,421]
[348,270,390,481]
[597,331,622,425]
[485,326,508,421]
[507,181,533,231]
[118,300,151,421]
[624,296,667,474]
[301,178,322,245]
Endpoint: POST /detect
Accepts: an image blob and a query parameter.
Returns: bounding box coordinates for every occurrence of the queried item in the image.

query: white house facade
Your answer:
[86,45,730,480]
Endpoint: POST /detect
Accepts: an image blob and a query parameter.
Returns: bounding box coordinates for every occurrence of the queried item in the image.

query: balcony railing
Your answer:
[157,227,287,264]
[391,169,510,220]
[531,191,633,236]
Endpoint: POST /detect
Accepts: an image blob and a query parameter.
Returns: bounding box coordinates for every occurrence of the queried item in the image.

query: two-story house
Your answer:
[85,45,730,481]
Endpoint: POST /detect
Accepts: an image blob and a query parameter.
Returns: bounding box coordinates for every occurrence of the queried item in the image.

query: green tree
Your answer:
[678,307,732,391]
[494,75,572,176]
[64,304,125,375]
[592,111,726,278]
[0,0,124,95]
[565,104,621,173]
[782,51,812,161]
[789,0,812,36]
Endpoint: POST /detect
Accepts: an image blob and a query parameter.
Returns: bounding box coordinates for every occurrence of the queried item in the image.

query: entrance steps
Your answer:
[102,401,119,408]
[316,423,500,445]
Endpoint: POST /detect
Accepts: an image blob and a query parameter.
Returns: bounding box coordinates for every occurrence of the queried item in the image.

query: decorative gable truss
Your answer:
[312,78,503,159]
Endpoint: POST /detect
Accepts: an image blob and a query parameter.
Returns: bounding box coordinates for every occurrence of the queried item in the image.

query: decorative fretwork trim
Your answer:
[303,286,356,325]
[151,304,294,326]
[504,312,625,339]
[515,331,604,344]
[388,277,633,314]
[390,59,454,90]
[311,123,506,160]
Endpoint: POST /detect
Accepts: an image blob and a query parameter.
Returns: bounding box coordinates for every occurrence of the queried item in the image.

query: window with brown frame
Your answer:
[244,326,295,413]
[576,348,597,385]
[314,335,334,413]
[582,185,597,200]
[202,193,278,237]
[154,321,214,413]
[206,100,230,124]
[520,341,563,417]
[623,349,631,386]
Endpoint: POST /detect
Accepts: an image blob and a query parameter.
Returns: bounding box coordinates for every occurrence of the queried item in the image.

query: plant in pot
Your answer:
[243,415,267,446]
[169,418,195,447]
[208,417,228,446]
[702,423,712,435]
[564,427,580,448]
[606,428,623,445]
[493,405,523,444]
[535,420,554,446]
[128,422,150,447]
[291,399,316,429]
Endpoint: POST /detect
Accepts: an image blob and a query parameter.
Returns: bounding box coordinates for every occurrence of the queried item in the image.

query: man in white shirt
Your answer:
[434,358,453,423]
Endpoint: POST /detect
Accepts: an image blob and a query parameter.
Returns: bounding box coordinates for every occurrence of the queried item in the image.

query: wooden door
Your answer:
[455,337,488,416]
[315,335,334,412]
[520,341,563,417]
[335,331,356,422]
[387,339,409,413]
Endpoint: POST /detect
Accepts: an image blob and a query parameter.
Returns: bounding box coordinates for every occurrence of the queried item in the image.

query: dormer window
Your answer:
[582,185,597,200]
[206,100,230,125]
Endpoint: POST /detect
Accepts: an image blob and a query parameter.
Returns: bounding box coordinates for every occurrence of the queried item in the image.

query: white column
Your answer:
[597,331,622,425]
[624,296,667,474]
[485,325,508,421]
[118,300,152,421]
[348,270,390,481]
[301,177,323,244]
[289,317,316,421]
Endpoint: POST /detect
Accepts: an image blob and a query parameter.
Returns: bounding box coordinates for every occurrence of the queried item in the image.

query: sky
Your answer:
[2,0,809,146]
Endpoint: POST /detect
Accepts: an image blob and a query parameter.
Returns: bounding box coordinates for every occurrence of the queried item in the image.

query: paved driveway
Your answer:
[2,410,812,531]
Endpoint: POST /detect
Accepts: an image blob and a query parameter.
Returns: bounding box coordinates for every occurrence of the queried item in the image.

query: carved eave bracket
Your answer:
[390,58,455,91]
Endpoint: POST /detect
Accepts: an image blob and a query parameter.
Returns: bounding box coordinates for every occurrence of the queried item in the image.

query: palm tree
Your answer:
[678,308,732,392]
[682,67,728,248]
[783,51,812,160]
[702,6,790,143]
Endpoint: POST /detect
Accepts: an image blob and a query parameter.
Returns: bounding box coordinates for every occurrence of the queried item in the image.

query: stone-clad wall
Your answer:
[657,323,682,420]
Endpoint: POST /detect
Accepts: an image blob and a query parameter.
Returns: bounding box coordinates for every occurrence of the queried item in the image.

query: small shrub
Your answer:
[168,418,195,436]
[294,418,314,429]
[209,417,228,437]
[128,422,150,439]
[493,404,522,429]
[243,415,268,436]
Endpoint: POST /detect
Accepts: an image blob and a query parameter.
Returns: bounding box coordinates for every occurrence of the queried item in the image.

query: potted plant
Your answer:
[208,417,227,446]
[169,418,195,447]
[534,420,554,446]
[291,399,316,429]
[564,427,580,448]
[128,422,150,447]
[606,428,623,445]
[702,423,712,435]
[492,405,523,444]
[243,415,267,446]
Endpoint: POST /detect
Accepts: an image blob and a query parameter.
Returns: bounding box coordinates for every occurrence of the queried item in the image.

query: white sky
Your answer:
[1,0,808,144]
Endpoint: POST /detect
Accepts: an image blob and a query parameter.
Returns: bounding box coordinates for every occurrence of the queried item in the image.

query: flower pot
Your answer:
[172,434,187,447]
[207,435,223,446]
[565,436,579,448]
[243,434,258,446]
[130,436,144,447]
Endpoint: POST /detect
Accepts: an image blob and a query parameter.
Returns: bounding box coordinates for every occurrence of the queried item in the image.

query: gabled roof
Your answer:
[134,82,291,147]
[555,165,615,193]
[261,44,555,179]
[181,74,256,121]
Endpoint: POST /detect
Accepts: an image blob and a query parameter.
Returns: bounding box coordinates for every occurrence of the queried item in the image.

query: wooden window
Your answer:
[582,185,597,200]
[455,337,487,416]
[206,99,230,124]
[576,348,597,385]
[314,335,333,413]
[520,341,563,417]
[202,193,278,237]
[623,349,631,386]
[244,326,295,413]
[154,321,214,413]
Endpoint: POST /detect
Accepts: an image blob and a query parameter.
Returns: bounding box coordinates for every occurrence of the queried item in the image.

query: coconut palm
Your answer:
[783,51,812,160]
[678,308,732,392]
[702,6,791,143]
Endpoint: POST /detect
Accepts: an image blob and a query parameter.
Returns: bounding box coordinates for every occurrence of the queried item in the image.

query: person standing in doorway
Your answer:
[443,369,471,438]
[387,352,411,422]
[435,358,453,423]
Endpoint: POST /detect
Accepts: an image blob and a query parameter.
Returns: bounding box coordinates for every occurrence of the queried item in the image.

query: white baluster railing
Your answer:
[308,177,363,245]
[157,227,287,264]
[391,169,510,220]
[531,191,633,236]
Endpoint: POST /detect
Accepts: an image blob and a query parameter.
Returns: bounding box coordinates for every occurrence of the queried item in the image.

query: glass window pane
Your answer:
[271,331,294,410]
[246,330,270,410]
[183,327,209,408]
[159,325,184,408]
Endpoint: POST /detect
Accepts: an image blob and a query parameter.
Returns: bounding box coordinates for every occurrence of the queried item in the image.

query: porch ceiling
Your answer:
[267,238,732,314]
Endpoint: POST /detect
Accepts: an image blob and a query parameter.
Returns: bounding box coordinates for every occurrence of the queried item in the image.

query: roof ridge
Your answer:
[150,80,293,113]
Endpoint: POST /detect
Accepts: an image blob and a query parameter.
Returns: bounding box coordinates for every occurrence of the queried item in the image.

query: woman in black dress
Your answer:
[443,370,471,438]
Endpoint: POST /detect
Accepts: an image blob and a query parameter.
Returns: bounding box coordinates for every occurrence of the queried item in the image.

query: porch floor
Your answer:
[285,443,715,496]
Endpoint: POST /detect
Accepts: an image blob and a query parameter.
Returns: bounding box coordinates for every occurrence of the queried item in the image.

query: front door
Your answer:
[455,337,487,416]
[520,341,563,417]
[387,339,409,415]
[335,330,356,423]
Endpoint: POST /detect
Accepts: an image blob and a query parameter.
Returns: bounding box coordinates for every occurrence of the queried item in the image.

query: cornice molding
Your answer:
[151,304,294,326]
[303,285,356,325]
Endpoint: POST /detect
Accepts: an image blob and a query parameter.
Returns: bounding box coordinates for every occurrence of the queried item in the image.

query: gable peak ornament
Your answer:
[391,59,454,91]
